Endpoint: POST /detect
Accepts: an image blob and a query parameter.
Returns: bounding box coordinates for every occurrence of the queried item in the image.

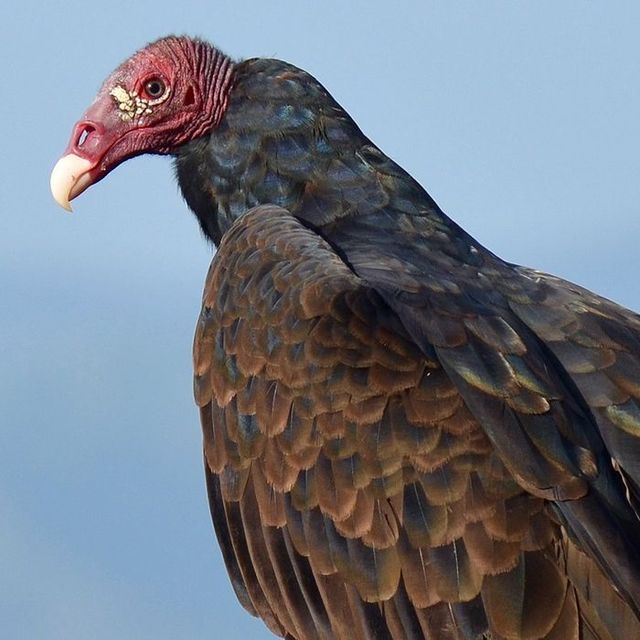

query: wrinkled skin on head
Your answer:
[50,36,234,210]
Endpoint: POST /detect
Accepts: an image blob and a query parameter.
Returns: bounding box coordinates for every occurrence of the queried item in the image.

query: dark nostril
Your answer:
[76,124,96,149]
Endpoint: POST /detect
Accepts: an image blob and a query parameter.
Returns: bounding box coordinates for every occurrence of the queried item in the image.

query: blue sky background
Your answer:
[2,2,639,638]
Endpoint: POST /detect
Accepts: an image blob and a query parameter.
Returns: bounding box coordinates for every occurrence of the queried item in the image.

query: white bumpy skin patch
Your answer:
[109,84,169,121]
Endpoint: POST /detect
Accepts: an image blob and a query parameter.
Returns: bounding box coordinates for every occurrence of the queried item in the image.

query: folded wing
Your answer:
[194,205,640,639]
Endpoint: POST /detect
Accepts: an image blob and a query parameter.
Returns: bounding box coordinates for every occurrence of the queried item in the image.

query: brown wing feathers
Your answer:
[193,204,640,638]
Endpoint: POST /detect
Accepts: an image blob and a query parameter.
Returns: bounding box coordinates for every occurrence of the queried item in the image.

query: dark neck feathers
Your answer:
[174,57,446,247]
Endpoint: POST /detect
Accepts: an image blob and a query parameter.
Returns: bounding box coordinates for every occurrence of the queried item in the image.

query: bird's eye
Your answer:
[144,78,166,99]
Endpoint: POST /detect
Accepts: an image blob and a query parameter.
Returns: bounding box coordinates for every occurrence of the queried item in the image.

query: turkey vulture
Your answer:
[51,36,640,639]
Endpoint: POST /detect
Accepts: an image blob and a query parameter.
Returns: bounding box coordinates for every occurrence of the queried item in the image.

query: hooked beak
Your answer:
[50,116,118,212]
[50,151,95,212]
[51,89,132,212]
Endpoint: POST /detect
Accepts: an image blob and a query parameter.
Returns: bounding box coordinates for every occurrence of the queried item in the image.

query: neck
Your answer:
[162,38,236,149]
[174,57,443,246]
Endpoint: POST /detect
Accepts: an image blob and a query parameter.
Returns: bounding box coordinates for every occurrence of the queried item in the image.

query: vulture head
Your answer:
[50,36,234,211]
